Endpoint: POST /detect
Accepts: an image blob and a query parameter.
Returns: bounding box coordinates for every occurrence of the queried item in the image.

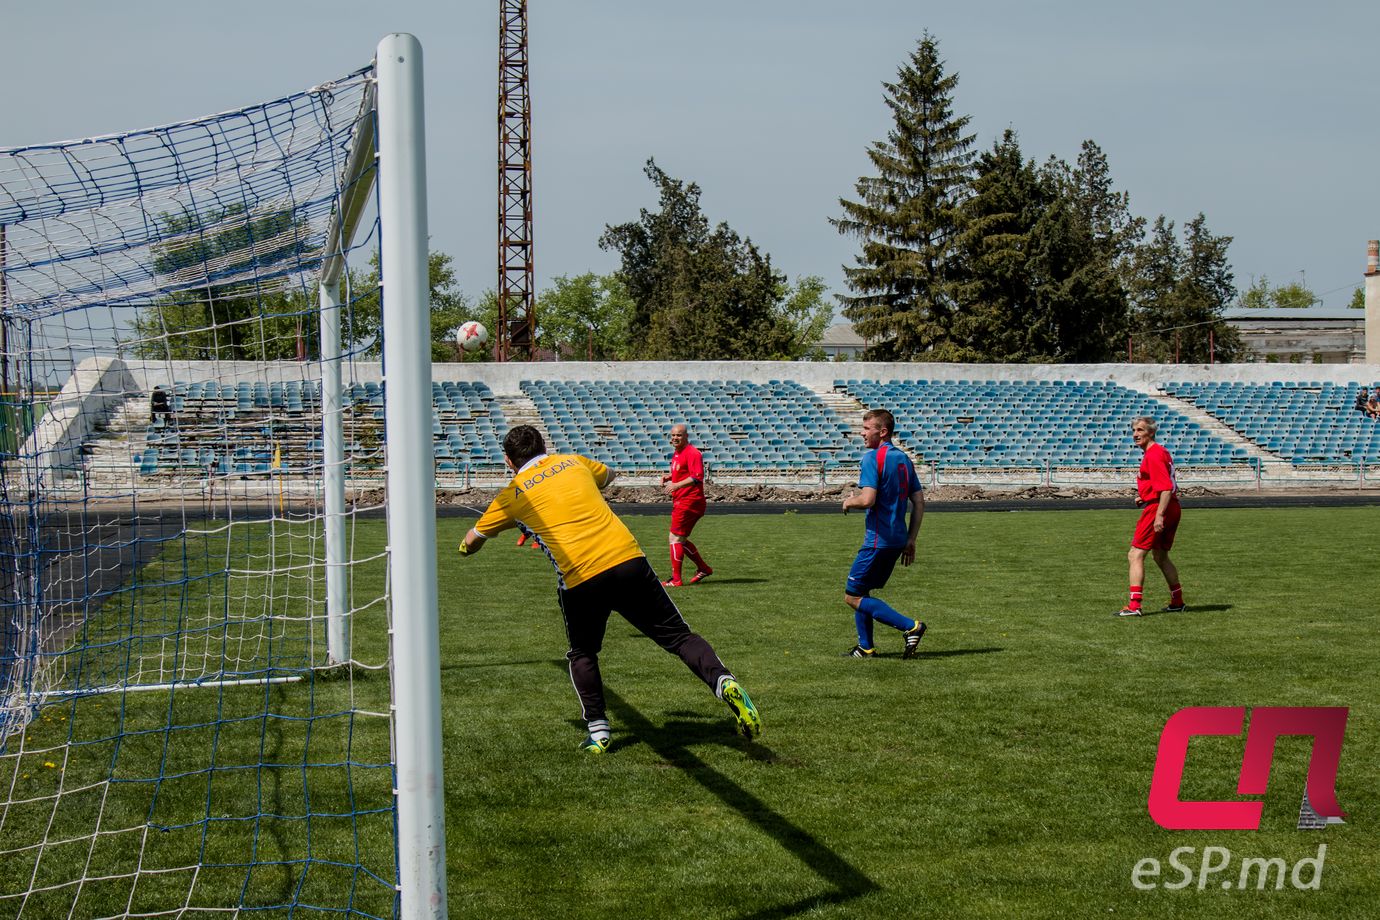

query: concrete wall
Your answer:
[123,358,1380,395]
[22,356,136,485]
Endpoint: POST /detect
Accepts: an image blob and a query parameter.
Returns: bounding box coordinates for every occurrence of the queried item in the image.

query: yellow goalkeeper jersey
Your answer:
[473,453,643,589]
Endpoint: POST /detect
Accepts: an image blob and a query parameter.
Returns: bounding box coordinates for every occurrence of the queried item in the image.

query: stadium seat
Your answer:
[1171,380,1378,466]
[519,379,853,472]
[837,378,1233,468]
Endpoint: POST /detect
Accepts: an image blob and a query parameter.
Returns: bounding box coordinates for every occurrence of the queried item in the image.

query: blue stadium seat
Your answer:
[838,378,1236,468]
[1172,380,1377,466]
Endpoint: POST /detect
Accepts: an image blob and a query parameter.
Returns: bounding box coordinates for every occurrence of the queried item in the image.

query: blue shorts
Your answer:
[846,545,903,597]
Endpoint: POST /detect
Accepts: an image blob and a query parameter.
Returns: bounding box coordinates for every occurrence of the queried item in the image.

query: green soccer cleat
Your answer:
[720,679,762,740]
[578,735,610,754]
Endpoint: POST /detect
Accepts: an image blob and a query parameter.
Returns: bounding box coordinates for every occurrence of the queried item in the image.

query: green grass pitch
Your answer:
[440,506,1379,919]
[3,506,1377,918]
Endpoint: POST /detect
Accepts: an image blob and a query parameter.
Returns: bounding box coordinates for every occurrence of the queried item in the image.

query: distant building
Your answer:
[1223,306,1366,364]
[1367,240,1380,362]
[818,322,866,360]
[817,307,1369,364]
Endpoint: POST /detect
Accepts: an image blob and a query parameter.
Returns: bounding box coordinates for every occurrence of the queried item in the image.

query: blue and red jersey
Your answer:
[859,441,922,548]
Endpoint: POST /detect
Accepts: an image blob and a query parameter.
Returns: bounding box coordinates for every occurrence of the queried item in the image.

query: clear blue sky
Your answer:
[5,0,1375,312]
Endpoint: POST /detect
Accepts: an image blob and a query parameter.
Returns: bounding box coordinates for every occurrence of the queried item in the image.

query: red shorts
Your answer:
[670,502,706,538]
[1132,499,1181,551]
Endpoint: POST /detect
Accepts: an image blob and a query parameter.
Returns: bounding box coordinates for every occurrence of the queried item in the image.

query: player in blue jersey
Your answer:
[840,409,927,659]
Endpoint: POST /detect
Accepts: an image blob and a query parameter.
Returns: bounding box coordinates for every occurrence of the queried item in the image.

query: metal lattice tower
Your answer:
[498,0,535,360]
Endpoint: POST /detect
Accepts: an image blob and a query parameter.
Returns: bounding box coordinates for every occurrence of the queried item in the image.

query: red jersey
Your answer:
[669,443,706,507]
[1137,442,1177,505]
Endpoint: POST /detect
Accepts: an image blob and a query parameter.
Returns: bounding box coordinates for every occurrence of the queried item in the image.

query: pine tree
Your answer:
[949,134,1132,363]
[950,130,1046,361]
[1128,215,1242,362]
[832,33,975,360]
[1127,217,1182,362]
[1022,146,1136,363]
[1066,141,1143,274]
[1026,199,1130,362]
[1175,214,1243,362]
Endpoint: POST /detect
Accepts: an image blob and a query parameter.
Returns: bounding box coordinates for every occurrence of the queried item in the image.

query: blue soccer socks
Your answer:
[858,596,914,632]
[853,609,876,649]
[854,597,926,658]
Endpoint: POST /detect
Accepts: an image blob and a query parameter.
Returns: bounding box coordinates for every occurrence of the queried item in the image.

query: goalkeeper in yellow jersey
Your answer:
[458,425,761,753]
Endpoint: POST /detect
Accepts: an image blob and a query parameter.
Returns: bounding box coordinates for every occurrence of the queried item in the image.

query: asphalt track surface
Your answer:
[445,492,1380,517]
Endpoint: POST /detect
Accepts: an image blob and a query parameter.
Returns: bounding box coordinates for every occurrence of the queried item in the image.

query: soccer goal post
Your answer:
[0,33,447,919]
[375,33,449,917]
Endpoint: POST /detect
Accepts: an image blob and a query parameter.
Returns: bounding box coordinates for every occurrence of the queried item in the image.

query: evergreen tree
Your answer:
[1128,215,1242,362]
[1176,214,1243,362]
[1127,217,1182,362]
[949,134,1130,363]
[1024,146,1135,363]
[832,33,975,360]
[600,159,831,360]
[950,130,1046,360]
[1066,141,1144,274]
[1026,191,1129,362]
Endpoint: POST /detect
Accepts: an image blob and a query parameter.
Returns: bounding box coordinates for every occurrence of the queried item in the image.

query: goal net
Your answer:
[0,37,443,918]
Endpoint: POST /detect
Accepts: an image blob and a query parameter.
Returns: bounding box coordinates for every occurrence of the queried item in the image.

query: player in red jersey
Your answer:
[1119,416,1186,616]
[662,423,713,587]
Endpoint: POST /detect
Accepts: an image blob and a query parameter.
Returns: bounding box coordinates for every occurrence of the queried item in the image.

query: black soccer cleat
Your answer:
[842,645,876,659]
[902,621,927,659]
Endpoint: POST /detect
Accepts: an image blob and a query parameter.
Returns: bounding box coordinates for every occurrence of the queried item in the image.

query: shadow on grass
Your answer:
[910,645,1004,659]
[599,684,880,918]
[684,577,771,586]
[441,657,563,672]
[1114,604,1234,618]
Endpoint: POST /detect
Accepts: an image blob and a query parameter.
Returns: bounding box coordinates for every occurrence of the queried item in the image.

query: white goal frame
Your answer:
[372,32,448,919]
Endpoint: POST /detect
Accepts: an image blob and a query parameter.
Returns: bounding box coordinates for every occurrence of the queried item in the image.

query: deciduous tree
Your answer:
[535,273,632,360]
[132,204,312,360]
[1240,276,1317,310]
[600,160,830,360]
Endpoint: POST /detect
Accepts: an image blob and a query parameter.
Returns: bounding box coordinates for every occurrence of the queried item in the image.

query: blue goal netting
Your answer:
[0,62,402,917]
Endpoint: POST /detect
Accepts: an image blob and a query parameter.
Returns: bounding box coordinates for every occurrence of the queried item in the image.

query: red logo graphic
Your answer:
[1149,707,1348,830]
